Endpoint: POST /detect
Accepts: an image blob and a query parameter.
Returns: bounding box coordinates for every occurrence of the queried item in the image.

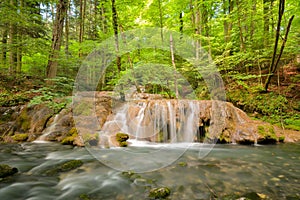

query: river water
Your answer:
[0,142,299,200]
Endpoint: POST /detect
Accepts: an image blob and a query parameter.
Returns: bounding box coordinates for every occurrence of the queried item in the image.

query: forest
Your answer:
[0,0,299,130]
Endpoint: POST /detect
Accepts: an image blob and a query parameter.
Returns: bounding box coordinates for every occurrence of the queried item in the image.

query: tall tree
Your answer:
[264,0,294,91]
[46,0,68,79]
[9,0,18,74]
[111,0,125,100]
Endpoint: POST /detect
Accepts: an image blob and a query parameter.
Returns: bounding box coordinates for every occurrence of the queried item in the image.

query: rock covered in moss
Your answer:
[0,164,18,178]
[257,125,282,144]
[12,133,28,142]
[116,132,129,147]
[149,187,171,199]
[44,160,83,176]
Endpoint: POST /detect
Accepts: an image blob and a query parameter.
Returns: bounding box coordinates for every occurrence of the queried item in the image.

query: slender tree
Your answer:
[46,0,68,79]
[264,0,294,91]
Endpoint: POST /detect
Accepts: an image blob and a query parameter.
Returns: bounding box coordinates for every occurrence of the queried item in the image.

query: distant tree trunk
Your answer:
[236,0,247,73]
[100,1,107,34]
[1,29,8,68]
[46,0,68,79]
[65,0,70,56]
[227,0,234,42]
[179,11,183,38]
[9,0,17,75]
[111,0,125,100]
[195,4,201,59]
[250,0,256,42]
[157,0,164,42]
[263,0,270,47]
[170,34,178,99]
[264,0,294,91]
[92,0,99,39]
[78,0,86,57]
[223,0,228,43]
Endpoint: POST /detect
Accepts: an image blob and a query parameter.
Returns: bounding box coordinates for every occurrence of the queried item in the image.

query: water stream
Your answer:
[0,142,299,199]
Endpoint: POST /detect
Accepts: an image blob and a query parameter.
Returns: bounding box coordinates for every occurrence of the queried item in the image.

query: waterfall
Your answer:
[100,100,203,144]
[34,114,60,143]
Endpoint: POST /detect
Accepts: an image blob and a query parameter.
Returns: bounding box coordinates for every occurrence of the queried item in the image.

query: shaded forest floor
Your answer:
[0,63,299,131]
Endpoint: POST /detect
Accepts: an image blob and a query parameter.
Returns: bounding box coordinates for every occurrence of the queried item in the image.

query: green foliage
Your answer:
[29,77,73,113]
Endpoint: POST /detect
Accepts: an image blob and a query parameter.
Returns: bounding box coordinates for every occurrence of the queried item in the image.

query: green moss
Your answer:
[0,164,18,178]
[178,162,187,167]
[278,136,285,143]
[119,141,128,147]
[12,133,28,142]
[61,136,75,145]
[59,160,83,172]
[79,194,90,200]
[67,127,78,136]
[44,160,83,176]
[257,125,265,135]
[116,132,129,147]
[61,127,79,145]
[16,108,30,132]
[73,102,93,116]
[149,187,171,199]
[257,125,278,144]
[116,132,129,142]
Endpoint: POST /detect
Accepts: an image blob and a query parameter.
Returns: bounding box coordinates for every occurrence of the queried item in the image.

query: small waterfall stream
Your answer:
[34,114,60,143]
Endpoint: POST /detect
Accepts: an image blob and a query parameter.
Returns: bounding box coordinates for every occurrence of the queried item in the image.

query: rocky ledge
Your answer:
[0,92,299,146]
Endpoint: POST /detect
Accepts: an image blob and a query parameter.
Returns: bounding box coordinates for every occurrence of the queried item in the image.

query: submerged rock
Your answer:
[44,160,83,176]
[0,164,18,178]
[149,187,171,199]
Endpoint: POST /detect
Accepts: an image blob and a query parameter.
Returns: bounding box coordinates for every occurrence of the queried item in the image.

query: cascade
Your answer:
[100,100,205,144]
[34,114,60,143]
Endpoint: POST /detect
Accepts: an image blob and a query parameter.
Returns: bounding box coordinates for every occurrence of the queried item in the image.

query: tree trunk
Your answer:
[9,0,17,75]
[65,0,70,56]
[179,11,183,38]
[111,0,125,100]
[78,0,86,57]
[170,34,178,99]
[263,0,270,47]
[1,29,8,68]
[158,0,164,42]
[46,0,68,79]
[100,1,107,34]
[195,3,201,60]
[264,0,294,91]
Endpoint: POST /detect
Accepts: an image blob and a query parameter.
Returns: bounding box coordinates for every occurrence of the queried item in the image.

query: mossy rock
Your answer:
[116,132,129,142]
[257,125,278,144]
[16,108,30,132]
[119,141,128,147]
[121,171,142,182]
[61,136,76,145]
[12,133,28,142]
[0,164,18,178]
[67,127,78,136]
[79,193,90,200]
[149,187,171,199]
[116,132,129,147]
[177,162,187,167]
[44,160,83,176]
[61,127,79,145]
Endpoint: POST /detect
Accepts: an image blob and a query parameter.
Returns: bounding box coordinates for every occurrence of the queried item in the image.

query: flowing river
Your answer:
[0,142,299,199]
